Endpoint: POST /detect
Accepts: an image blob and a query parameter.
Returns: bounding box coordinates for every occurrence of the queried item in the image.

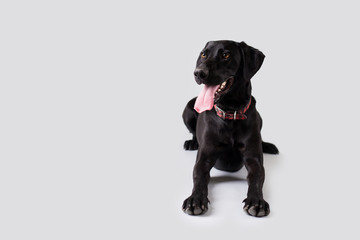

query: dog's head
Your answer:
[194,40,264,112]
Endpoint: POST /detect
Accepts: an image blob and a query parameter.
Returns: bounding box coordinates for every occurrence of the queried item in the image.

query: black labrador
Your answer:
[182,40,278,217]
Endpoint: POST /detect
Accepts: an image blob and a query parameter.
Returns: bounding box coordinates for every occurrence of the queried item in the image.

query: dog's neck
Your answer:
[215,79,252,111]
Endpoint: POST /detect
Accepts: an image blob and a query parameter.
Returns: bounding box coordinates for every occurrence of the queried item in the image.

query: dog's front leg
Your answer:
[243,156,270,217]
[182,149,216,216]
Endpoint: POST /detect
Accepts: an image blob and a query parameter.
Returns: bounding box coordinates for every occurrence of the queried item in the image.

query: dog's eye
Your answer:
[201,52,207,59]
[222,52,230,60]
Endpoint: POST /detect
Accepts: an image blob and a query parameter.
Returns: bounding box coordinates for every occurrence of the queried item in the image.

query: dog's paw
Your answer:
[182,195,209,215]
[184,139,198,151]
[243,198,270,217]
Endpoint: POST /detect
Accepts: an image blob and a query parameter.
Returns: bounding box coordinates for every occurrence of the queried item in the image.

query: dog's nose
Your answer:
[194,68,208,83]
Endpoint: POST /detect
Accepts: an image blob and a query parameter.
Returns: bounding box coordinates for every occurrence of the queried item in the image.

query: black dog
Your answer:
[182,40,278,217]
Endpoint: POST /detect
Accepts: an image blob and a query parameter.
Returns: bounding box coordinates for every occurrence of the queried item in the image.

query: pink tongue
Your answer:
[194,84,220,113]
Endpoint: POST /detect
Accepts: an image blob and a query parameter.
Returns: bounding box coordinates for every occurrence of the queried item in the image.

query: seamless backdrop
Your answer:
[1,0,360,239]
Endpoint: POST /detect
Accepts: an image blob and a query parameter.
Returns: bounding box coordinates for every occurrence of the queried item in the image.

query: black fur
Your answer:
[182,40,278,217]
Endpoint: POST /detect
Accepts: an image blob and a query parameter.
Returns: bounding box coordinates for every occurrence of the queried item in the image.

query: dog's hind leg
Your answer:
[182,97,199,150]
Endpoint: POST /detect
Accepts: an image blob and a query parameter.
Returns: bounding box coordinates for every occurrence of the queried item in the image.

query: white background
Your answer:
[1,0,360,239]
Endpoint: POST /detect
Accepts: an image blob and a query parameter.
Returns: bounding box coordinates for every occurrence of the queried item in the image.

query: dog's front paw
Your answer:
[182,195,209,215]
[243,198,270,217]
[184,139,198,151]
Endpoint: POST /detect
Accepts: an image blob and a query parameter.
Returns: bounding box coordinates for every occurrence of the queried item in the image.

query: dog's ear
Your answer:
[238,41,265,80]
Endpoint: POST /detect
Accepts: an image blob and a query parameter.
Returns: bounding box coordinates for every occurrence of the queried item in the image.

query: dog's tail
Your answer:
[262,141,279,154]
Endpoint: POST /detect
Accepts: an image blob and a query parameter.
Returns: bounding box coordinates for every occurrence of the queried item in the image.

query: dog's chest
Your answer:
[217,121,249,145]
[199,116,251,149]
